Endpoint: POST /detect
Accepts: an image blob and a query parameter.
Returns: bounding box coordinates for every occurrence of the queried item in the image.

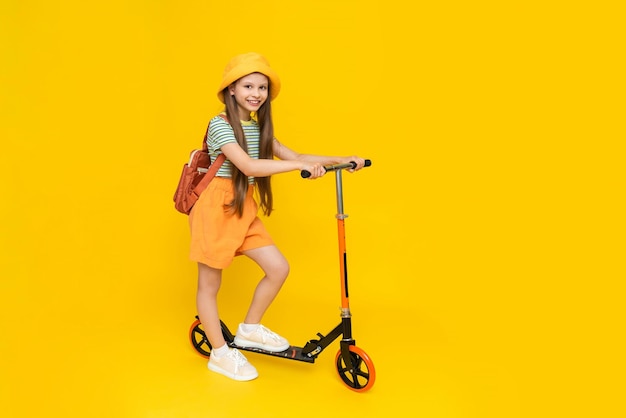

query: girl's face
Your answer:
[229,72,269,121]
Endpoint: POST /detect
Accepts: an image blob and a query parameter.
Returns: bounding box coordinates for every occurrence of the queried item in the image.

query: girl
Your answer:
[189,52,366,381]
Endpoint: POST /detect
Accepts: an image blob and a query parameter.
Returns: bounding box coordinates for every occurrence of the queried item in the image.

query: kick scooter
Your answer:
[189,160,375,392]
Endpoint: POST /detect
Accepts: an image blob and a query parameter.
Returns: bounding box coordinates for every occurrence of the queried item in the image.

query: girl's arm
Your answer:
[220,141,327,178]
[273,138,366,171]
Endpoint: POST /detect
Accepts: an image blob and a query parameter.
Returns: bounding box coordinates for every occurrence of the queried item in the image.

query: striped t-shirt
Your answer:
[207,114,260,182]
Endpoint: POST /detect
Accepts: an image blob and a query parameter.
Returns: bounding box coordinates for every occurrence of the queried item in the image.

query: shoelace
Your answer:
[257,325,282,342]
[226,349,248,372]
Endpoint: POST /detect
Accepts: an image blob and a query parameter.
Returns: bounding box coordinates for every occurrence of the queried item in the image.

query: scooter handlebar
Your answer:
[301,159,371,179]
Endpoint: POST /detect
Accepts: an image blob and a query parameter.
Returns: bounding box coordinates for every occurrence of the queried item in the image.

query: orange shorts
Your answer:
[189,177,273,269]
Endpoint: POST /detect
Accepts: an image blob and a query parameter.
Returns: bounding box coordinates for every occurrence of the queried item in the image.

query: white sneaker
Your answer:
[234,324,290,352]
[207,348,258,381]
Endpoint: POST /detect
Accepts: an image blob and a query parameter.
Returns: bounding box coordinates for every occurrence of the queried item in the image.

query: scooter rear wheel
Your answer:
[189,319,211,359]
[335,345,376,392]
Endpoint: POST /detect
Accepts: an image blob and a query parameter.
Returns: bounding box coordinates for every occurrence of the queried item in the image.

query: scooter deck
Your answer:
[227,343,316,363]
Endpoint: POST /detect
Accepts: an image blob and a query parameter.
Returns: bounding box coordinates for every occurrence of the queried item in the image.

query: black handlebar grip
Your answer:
[301,159,371,178]
[347,159,372,169]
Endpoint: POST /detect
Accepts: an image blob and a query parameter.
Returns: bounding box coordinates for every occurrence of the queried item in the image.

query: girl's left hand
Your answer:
[341,156,366,172]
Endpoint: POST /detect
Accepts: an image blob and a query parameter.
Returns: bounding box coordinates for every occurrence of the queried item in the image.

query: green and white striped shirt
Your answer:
[207,115,260,183]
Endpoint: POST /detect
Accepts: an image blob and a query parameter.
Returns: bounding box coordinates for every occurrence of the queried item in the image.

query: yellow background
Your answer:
[1,1,623,417]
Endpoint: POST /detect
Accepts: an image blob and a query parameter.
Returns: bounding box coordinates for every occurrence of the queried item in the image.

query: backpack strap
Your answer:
[191,153,225,199]
[192,114,230,198]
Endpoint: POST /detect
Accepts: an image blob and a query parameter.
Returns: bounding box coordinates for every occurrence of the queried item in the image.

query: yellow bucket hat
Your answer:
[217,52,281,103]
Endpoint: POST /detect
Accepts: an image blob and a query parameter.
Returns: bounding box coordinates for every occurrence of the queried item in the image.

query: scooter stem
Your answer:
[335,170,351,312]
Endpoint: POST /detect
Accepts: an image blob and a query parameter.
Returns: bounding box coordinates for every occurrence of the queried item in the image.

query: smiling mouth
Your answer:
[247,100,261,106]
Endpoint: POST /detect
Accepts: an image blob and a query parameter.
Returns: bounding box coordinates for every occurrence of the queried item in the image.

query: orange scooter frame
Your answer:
[189,160,375,392]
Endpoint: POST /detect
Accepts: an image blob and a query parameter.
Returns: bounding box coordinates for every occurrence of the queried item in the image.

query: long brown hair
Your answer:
[223,86,275,217]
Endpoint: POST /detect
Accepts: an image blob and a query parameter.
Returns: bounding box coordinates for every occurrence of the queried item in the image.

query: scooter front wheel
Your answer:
[189,319,211,359]
[335,345,376,392]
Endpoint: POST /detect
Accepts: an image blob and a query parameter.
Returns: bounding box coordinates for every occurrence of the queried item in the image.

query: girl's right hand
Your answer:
[302,163,326,179]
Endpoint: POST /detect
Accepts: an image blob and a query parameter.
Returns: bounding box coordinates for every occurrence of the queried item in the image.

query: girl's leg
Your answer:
[241,245,289,324]
[199,262,259,381]
[196,262,226,349]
